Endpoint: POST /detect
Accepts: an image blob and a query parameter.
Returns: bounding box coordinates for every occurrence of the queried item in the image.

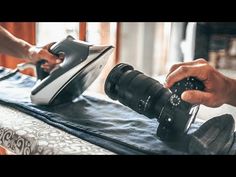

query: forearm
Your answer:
[0,26,32,60]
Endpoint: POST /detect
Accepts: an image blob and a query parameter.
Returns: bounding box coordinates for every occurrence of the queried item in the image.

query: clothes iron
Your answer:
[188,114,235,155]
[30,35,114,105]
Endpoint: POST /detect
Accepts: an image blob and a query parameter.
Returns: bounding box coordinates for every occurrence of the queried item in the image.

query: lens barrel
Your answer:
[105,63,171,118]
[105,63,204,141]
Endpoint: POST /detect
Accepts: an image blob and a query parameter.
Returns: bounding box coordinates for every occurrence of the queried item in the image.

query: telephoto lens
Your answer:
[105,63,205,141]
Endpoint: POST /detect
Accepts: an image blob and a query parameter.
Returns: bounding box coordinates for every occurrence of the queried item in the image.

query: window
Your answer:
[85,22,118,94]
[36,22,79,46]
[36,22,180,94]
[119,22,173,78]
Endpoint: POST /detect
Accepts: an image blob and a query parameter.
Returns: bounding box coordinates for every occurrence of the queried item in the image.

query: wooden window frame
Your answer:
[0,22,121,76]
[80,22,120,64]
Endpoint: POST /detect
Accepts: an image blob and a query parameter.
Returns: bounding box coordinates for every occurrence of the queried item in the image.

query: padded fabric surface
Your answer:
[0,67,203,154]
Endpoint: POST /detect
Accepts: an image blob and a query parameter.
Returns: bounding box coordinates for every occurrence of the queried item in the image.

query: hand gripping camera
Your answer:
[104,63,205,141]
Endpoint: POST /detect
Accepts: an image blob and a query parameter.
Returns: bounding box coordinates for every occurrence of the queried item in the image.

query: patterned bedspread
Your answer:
[0,104,114,155]
[1,66,236,155]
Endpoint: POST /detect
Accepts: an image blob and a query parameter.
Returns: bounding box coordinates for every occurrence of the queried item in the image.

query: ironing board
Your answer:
[1,66,236,154]
[0,103,114,155]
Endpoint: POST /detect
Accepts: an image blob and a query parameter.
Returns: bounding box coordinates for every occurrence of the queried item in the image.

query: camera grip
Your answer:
[170,77,205,96]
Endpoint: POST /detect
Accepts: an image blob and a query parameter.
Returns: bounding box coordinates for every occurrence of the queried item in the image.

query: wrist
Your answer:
[27,45,41,62]
[15,38,34,60]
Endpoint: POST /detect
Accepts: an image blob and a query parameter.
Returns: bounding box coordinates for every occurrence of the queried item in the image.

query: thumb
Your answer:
[181,90,212,105]
[39,49,61,64]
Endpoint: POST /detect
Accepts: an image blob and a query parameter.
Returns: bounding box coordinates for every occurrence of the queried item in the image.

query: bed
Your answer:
[0,103,114,155]
[1,66,236,155]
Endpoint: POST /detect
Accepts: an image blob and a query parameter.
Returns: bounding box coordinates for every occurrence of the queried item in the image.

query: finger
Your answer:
[41,63,56,70]
[167,59,207,76]
[181,90,212,105]
[41,63,54,68]
[43,68,51,73]
[39,49,61,64]
[165,64,207,88]
[40,65,52,73]
[41,62,49,67]
[41,64,51,70]
[43,42,56,50]
[41,62,55,67]
[58,52,65,60]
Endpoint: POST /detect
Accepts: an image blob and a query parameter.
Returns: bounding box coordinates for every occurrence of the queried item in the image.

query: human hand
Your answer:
[28,43,63,72]
[164,58,235,107]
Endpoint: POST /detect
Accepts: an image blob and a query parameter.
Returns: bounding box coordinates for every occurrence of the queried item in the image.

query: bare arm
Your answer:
[164,58,236,107]
[0,26,61,71]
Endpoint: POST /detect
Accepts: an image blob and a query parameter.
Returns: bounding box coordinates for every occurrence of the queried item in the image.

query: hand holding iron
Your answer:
[28,43,64,73]
[0,26,62,73]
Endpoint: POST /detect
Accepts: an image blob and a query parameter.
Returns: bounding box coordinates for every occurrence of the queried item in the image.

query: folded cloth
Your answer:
[0,66,234,154]
[188,114,235,155]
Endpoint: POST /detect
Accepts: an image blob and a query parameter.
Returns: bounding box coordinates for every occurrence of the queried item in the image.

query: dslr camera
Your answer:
[105,63,205,141]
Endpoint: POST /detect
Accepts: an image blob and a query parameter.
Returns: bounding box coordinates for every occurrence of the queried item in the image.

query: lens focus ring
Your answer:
[105,63,134,100]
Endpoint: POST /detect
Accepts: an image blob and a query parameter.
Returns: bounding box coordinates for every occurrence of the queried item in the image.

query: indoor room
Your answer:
[0,22,236,155]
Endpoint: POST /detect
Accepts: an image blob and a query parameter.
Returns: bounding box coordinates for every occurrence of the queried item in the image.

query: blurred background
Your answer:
[1,22,236,95]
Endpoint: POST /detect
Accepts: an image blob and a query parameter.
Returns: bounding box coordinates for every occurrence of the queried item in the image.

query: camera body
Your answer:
[156,77,202,140]
[105,63,205,141]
